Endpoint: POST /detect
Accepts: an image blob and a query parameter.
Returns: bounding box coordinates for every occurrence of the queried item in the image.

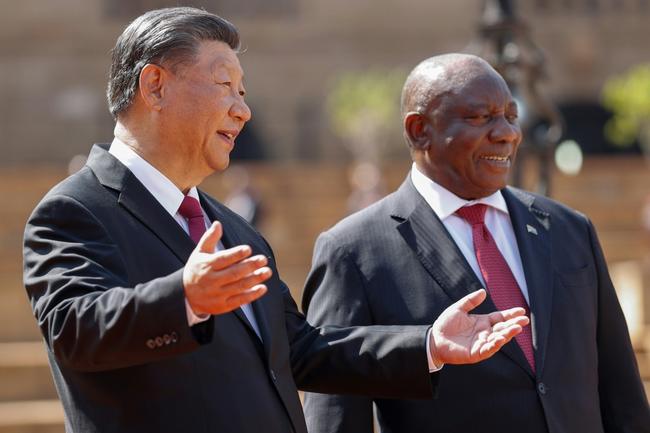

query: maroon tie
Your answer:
[456,204,535,372]
[178,196,206,244]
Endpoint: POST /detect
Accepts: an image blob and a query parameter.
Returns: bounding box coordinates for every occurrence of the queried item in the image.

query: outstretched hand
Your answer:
[183,221,272,316]
[429,289,529,365]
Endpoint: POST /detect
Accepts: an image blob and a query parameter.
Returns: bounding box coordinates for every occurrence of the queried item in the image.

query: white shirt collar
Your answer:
[410,163,509,220]
[108,137,200,217]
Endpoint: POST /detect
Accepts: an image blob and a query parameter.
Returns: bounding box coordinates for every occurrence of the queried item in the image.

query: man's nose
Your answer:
[490,116,521,144]
[231,97,252,123]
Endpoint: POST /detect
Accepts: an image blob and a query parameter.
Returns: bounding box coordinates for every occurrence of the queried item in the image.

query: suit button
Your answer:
[170,332,178,343]
[146,339,156,349]
[163,334,172,345]
[270,369,277,381]
[155,336,164,347]
[537,382,547,395]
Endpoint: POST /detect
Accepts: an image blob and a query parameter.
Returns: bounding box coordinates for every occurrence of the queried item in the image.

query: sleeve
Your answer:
[301,231,376,433]
[23,194,207,372]
[264,229,435,400]
[588,219,650,432]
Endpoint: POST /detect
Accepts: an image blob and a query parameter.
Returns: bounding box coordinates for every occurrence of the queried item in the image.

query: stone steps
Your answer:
[0,400,64,433]
[0,343,63,433]
[0,342,57,402]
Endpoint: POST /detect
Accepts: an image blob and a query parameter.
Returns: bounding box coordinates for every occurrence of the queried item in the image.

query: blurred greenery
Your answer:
[602,63,650,153]
[326,69,406,160]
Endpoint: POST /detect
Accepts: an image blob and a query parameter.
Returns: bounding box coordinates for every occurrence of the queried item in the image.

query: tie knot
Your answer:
[178,196,203,219]
[456,204,488,225]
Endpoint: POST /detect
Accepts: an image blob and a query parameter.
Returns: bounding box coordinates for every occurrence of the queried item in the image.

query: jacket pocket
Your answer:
[557,263,594,289]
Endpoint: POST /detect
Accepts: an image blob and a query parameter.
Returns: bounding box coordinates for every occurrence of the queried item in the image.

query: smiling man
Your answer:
[22,10,532,433]
[303,53,650,433]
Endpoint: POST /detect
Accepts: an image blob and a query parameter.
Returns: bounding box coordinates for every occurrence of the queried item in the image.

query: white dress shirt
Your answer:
[109,138,262,338]
[410,163,530,304]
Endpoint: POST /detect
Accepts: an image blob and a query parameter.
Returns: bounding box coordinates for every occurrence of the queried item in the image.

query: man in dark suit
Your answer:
[22,10,530,433]
[303,53,650,433]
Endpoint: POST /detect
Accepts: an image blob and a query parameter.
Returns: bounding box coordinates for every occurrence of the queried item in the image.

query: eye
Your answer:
[506,113,519,123]
[218,81,232,88]
[465,114,492,125]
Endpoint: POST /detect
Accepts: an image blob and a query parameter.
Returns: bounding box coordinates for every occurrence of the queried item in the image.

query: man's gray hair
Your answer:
[107,7,240,118]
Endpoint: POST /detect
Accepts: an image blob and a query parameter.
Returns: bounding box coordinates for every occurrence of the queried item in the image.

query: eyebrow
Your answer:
[461,101,518,111]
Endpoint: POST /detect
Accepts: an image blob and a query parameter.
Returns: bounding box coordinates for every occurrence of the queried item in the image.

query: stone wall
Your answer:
[1,0,648,165]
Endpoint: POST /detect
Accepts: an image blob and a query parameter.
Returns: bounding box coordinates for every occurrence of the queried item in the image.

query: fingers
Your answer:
[455,289,487,313]
[209,247,263,273]
[215,265,273,296]
[191,284,268,316]
[487,307,528,325]
[473,315,530,361]
[222,284,268,311]
[197,222,223,253]
[185,263,271,315]
[487,316,528,349]
[477,325,523,360]
[478,334,508,359]
[203,245,255,273]
[490,316,529,333]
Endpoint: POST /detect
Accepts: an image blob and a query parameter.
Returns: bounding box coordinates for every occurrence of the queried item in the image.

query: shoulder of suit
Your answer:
[36,166,108,210]
[505,186,590,223]
[321,191,402,241]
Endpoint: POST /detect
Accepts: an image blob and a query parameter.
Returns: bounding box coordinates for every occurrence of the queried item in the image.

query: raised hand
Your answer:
[429,289,529,365]
[183,221,272,315]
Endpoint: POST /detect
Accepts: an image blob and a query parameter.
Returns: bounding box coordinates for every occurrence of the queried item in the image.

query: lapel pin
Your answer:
[526,224,538,235]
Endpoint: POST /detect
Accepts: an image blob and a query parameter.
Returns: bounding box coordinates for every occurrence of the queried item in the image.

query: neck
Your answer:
[113,120,201,194]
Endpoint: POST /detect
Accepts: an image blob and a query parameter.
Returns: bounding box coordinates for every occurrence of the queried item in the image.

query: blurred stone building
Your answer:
[1,0,648,165]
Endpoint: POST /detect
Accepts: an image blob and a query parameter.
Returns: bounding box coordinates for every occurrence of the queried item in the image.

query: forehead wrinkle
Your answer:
[209,56,243,76]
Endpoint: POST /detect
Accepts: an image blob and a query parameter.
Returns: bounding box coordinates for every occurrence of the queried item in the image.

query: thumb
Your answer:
[197,221,222,253]
[455,288,487,313]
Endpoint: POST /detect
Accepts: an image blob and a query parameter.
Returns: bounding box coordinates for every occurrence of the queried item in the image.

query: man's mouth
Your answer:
[480,155,510,162]
[479,154,512,169]
[217,130,238,142]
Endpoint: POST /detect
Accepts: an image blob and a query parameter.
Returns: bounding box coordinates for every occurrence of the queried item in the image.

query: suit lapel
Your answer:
[392,177,534,376]
[89,145,270,358]
[503,187,553,378]
[395,189,485,308]
[87,144,196,264]
[392,177,490,309]
[199,193,272,360]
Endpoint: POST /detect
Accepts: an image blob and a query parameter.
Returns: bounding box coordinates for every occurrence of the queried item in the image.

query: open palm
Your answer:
[430,289,529,365]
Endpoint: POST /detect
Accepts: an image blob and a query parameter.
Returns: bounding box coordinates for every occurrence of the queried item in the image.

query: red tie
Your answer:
[456,204,535,372]
[178,196,206,244]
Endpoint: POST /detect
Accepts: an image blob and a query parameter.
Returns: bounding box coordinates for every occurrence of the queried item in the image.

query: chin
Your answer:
[210,158,230,173]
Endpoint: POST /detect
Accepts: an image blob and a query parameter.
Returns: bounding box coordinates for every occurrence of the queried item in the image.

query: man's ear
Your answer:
[404,112,431,150]
[138,64,166,112]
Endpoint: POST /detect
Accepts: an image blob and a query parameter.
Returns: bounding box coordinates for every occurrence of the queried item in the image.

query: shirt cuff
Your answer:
[185,298,210,326]
[426,327,444,372]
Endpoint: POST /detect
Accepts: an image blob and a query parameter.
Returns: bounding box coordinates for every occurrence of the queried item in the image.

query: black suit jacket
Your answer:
[23,145,437,433]
[302,176,649,433]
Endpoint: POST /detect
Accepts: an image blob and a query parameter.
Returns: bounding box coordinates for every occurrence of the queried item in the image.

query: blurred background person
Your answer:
[224,165,265,228]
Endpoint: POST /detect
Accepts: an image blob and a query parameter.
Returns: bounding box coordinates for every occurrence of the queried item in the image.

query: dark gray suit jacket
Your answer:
[302,176,649,433]
[23,145,437,433]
